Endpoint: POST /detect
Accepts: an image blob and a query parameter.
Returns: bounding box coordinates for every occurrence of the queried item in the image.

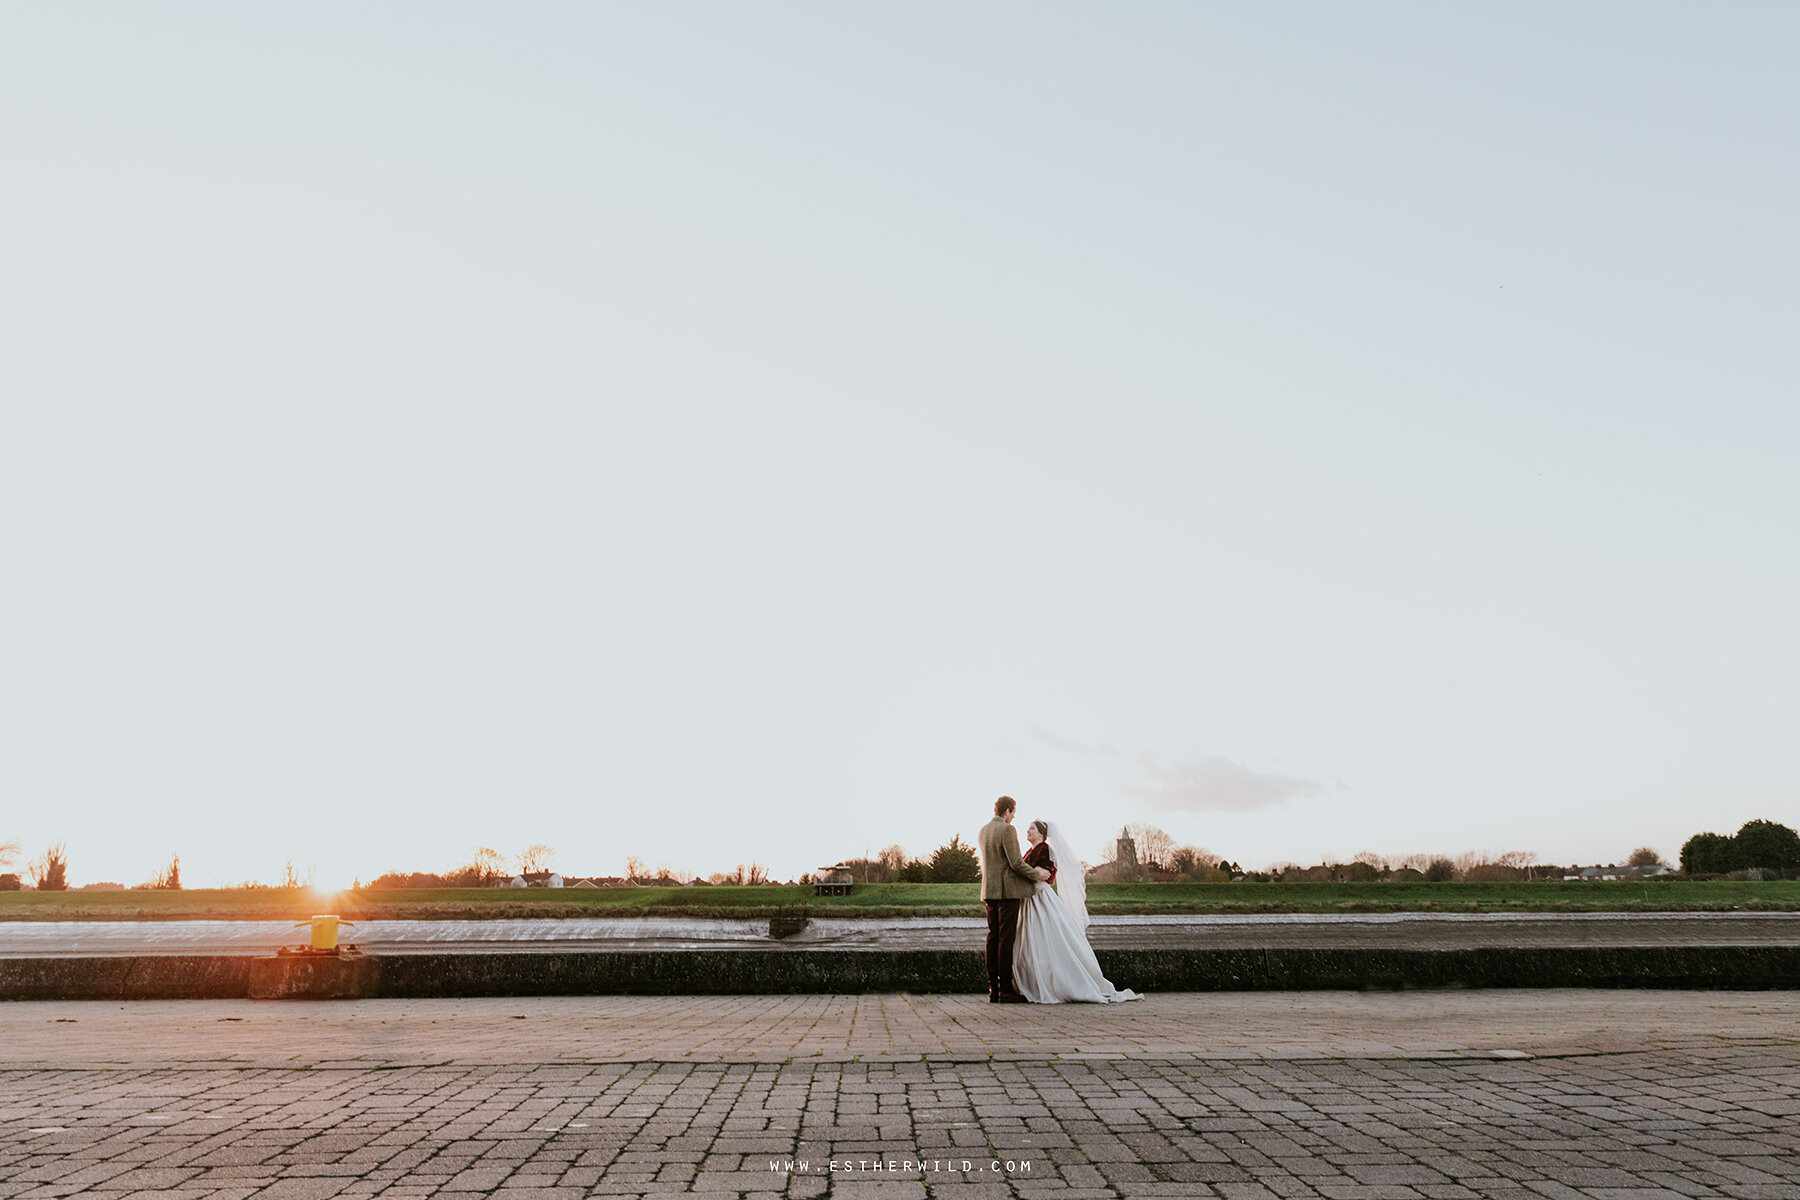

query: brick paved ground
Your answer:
[4,992,1798,1198]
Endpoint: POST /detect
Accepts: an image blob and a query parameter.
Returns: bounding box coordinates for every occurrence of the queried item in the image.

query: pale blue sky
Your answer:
[3,3,1796,887]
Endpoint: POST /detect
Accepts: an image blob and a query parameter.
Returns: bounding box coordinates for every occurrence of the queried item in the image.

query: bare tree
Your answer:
[878,845,907,881]
[29,841,69,891]
[653,861,695,885]
[624,854,645,881]
[1626,846,1662,867]
[280,859,303,889]
[1349,850,1391,872]
[516,844,556,875]
[0,837,20,869]
[144,853,181,890]
[709,862,769,886]
[469,846,506,884]
[1169,845,1223,876]
[1456,849,1535,882]
[1123,823,1177,871]
[444,846,507,887]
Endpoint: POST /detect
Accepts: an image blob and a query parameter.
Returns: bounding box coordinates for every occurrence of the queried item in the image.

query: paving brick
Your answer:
[2,994,1799,1198]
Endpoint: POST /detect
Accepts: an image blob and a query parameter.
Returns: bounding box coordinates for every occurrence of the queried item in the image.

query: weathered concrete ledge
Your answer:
[5,946,1799,1001]
[0,954,253,1001]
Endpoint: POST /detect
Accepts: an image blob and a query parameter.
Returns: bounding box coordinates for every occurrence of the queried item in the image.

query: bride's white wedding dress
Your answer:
[1013,822,1142,1005]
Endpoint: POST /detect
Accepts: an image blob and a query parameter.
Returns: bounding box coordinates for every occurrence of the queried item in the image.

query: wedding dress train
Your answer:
[1012,822,1141,1004]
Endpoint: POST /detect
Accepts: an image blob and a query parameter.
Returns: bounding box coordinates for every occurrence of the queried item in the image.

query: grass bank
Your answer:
[3,879,1799,921]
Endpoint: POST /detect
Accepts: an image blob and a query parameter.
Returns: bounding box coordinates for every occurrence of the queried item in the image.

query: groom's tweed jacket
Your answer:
[979,817,1040,901]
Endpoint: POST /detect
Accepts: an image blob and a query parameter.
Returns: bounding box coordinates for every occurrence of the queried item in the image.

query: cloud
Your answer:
[1117,752,1325,814]
[1028,729,1328,814]
[1026,727,1115,757]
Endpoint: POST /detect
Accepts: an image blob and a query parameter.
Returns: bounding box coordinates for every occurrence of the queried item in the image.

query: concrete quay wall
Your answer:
[4,945,1800,1001]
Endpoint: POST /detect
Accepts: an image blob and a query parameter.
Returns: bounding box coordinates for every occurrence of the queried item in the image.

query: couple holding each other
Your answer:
[978,795,1141,1005]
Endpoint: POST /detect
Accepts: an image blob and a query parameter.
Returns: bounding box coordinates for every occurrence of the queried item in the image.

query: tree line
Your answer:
[1679,820,1800,876]
[6,818,1797,892]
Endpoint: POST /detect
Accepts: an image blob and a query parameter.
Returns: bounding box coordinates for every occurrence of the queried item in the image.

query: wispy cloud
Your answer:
[1118,752,1325,814]
[1030,728,1329,814]
[1026,728,1117,757]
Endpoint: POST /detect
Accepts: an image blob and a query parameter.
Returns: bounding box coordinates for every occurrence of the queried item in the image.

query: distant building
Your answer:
[1564,863,1673,881]
[1085,831,1144,883]
[814,864,855,897]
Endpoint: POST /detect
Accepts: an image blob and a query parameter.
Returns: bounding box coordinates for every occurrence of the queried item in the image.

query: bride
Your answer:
[1013,819,1142,1004]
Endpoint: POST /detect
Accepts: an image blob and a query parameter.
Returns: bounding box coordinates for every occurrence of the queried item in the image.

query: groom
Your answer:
[979,795,1046,1004]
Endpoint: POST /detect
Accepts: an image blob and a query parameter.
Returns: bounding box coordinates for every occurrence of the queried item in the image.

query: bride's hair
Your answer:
[1029,819,1048,838]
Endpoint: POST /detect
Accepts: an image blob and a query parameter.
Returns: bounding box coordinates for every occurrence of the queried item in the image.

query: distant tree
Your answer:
[898,859,930,883]
[706,862,768,886]
[828,858,881,883]
[1123,823,1177,872]
[624,854,646,881]
[652,861,696,885]
[928,835,980,883]
[369,871,449,889]
[1460,850,1534,882]
[1680,832,1743,875]
[517,844,556,875]
[144,853,181,890]
[1339,861,1385,883]
[1735,820,1800,871]
[445,846,507,887]
[878,845,907,881]
[1170,846,1200,875]
[1626,847,1663,867]
[29,841,68,892]
[0,840,22,894]
[1424,858,1455,883]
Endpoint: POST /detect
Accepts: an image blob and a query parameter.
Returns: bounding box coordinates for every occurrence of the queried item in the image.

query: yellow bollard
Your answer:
[294,915,356,951]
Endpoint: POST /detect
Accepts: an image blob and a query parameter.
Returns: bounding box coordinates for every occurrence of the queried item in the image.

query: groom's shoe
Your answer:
[996,991,1029,1004]
[988,988,999,1003]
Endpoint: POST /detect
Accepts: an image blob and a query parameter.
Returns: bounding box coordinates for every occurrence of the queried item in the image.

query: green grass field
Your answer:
[2,879,1798,920]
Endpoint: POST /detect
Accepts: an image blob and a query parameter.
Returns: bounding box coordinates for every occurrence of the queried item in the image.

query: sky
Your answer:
[2,3,1797,889]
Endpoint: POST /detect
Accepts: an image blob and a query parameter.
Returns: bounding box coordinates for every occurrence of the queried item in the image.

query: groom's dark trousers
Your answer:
[985,898,1022,996]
